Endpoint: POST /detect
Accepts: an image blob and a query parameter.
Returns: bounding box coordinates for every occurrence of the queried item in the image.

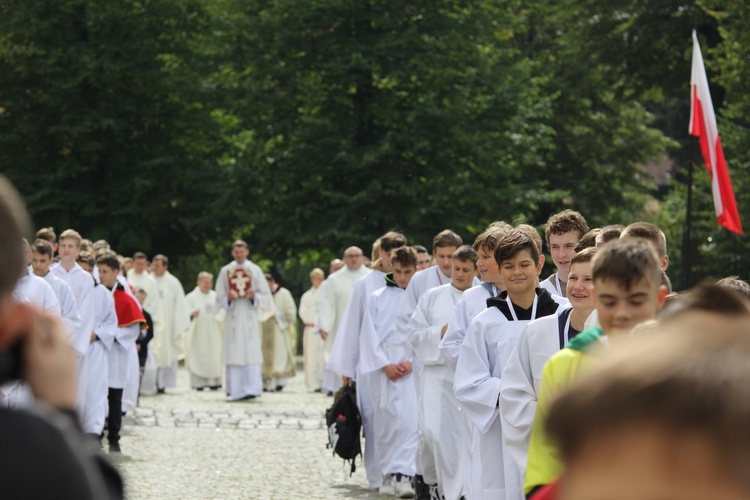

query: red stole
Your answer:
[114,289,146,328]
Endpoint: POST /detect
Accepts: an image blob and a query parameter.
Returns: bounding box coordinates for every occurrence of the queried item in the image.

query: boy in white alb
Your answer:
[51,229,99,410]
[408,245,477,500]
[440,222,512,371]
[77,252,118,439]
[326,232,407,491]
[454,227,567,499]
[539,210,589,299]
[97,254,145,453]
[360,247,419,498]
[499,246,597,475]
[30,239,80,336]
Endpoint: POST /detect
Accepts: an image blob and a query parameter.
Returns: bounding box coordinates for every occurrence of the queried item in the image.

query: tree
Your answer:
[207,0,556,255]
[0,0,226,258]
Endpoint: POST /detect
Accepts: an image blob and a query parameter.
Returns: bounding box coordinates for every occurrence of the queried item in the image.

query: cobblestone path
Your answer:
[112,363,379,499]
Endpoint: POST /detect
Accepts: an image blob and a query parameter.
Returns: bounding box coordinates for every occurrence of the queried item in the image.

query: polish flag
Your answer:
[689,30,742,234]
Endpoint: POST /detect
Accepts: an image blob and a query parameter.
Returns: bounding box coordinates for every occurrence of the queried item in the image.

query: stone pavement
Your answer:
[112,362,379,499]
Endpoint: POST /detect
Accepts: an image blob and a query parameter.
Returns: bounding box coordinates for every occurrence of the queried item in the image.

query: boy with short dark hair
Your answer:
[96,255,145,453]
[414,245,431,270]
[500,247,597,474]
[594,224,624,247]
[77,251,118,440]
[408,245,478,500]
[545,312,750,499]
[454,229,567,498]
[541,210,589,298]
[619,221,669,270]
[524,240,668,496]
[360,247,420,497]
[326,231,408,491]
[30,239,80,341]
[440,222,512,370]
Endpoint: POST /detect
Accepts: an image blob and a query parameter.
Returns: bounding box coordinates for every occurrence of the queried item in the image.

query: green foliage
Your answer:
[0,0,227,260]
[1,0,748,296]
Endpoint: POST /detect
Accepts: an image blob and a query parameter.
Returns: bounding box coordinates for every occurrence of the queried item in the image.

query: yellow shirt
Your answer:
[524,327,604,494]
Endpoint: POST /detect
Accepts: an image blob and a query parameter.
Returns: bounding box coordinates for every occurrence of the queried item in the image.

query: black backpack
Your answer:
[325,384,362,475]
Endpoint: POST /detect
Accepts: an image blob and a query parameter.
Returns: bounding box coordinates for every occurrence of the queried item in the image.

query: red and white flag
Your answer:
[689,30,742,234]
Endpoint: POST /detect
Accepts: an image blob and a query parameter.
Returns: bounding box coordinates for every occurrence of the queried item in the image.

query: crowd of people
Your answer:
[7,201,304,457]
[315,213,750,500]
[3,170,750,500]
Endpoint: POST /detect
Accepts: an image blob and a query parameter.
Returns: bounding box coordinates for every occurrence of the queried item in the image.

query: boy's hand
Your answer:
[440,324,449,338]
[399,361,413,375]
[383,364,405,381]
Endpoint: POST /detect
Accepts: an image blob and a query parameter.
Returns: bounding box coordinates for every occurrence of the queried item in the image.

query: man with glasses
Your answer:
[316,246,370,395]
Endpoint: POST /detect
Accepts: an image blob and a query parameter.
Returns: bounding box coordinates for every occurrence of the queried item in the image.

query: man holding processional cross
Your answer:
[215,240,275,400]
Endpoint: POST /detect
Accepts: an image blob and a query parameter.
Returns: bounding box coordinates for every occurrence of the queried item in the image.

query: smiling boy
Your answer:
[499,247,597,475]
[540,210,589,298]
[524,240,667,496]
[453,229,567,498]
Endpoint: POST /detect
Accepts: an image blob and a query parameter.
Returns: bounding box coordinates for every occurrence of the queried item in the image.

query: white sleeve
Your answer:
[440,294,471,372]
[408,294,442,364]
[358,297,390,374]
[328,283,366,379]
[114,323,141,348]
[454,317,501,433]
[315,279,335,333]
[93,291,118,350]
[499,324,537,473]
[395,275,421,343]
[215,268,230,309]
[58,284,84,356]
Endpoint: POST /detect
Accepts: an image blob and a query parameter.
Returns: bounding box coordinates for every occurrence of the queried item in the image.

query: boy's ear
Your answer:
[536,255,546,276]
[656,285,669,310]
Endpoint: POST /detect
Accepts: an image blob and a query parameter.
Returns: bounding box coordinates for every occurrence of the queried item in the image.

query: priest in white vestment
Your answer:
[216,241,274,400]
[186,272,224,390]
[315,246,371,393]
[261,274,297,392]
[299,268,324,392]
[151,255,190,392]
[407,246,476,500]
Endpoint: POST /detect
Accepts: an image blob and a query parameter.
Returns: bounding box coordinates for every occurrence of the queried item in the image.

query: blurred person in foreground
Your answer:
[543,284,750,499]
[0,175,123,498]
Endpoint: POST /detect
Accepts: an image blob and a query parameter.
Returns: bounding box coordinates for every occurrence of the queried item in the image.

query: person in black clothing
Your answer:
[134,287,154,369]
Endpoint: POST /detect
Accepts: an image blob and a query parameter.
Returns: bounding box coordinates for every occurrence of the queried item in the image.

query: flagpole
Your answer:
[682,139,694,290]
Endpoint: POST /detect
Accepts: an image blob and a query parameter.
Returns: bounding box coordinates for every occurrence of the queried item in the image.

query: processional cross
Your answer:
[229,269,252,298]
